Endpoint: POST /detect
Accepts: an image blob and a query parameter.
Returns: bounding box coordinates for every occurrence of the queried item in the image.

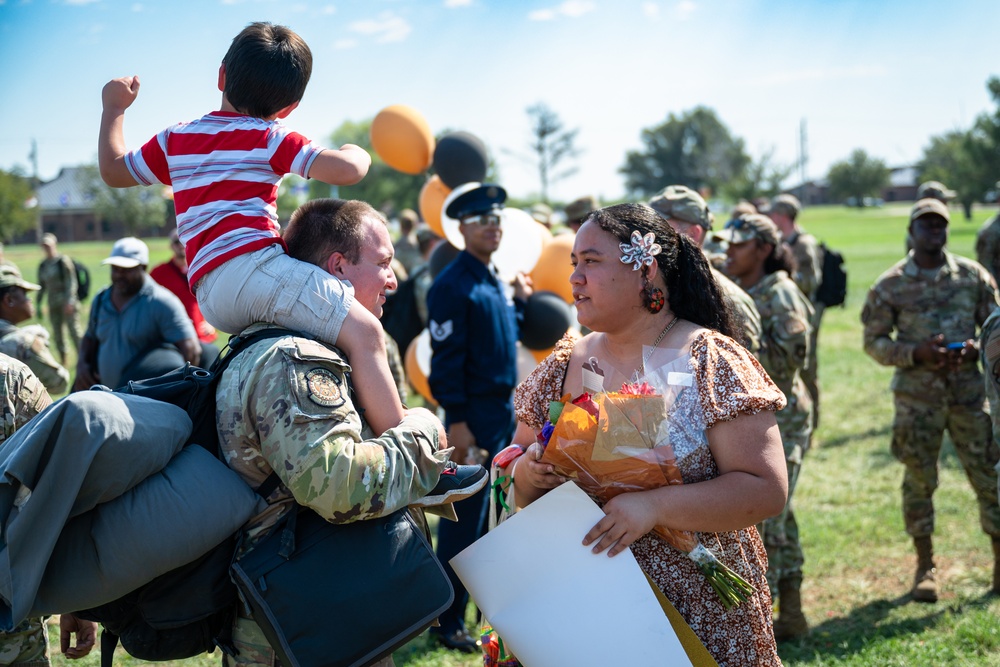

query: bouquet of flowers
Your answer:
[536,361,756,609]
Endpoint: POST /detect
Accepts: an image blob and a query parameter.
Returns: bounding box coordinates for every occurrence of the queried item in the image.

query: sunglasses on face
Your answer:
[460,213,503,227]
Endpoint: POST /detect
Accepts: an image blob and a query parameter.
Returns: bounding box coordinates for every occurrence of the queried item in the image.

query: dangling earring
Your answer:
[642,277,665,314]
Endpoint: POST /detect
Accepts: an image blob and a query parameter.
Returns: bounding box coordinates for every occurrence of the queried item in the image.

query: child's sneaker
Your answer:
[413,461,488,506]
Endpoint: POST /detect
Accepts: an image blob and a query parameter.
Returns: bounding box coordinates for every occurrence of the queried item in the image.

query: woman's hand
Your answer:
[516,442,568,491]
[582,491,659,557]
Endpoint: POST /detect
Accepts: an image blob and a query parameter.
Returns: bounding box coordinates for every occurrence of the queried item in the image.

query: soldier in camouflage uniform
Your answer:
[36,234,82,365]
[0,354,95,664]
[217,199,451,667]
[766,194,824,432]
[863,198,1000,603]
[975,182,1000,283]
[716,213,814,640]
[0,265,70,395]
[647,185,763,357]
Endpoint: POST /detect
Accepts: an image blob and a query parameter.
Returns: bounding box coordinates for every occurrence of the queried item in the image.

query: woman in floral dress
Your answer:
[498,203,788,666]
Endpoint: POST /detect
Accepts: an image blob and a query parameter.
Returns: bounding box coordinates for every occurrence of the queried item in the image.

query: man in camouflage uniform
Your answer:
[36,234,82,365]
[563,195,598,233]
[766,194,824,431]
[975,181,1000,283]
[862,198,1000,603]
[0,266,69,395]
[216,199,451,667]
[647,185,763,357]
[716,214,814,639]
[0,354,96,665]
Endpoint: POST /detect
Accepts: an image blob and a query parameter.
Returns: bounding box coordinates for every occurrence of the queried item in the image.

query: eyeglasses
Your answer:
[460,213,503,227]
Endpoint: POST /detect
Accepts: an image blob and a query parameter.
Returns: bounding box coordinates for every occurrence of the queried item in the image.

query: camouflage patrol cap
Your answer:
[647,185,714,230]
[530,202,553,225]
[764,194,801,219]
[0,265,40,291]
[731,201,757,218]
[564,196,598,223]
[916,181,956,203]
[713,214,781,246]
[39,233,57,247]
[910,197,950,224]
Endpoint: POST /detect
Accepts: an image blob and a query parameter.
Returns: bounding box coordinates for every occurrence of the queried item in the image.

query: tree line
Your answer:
[1,75,997,240]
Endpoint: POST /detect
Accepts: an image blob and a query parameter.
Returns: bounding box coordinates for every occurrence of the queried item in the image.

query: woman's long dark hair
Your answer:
[587,203,740,340]
[762,240,798,276]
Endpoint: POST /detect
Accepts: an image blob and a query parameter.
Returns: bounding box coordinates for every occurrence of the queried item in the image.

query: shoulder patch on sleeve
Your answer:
[304,367,346,408]
[429,319,453,342]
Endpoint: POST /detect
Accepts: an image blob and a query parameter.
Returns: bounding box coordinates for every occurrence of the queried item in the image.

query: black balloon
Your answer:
[428,240,461,280]
[520,291,572,350]
[433,132,488,189]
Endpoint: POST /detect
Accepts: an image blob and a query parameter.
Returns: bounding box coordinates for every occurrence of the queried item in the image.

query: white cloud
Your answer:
[349,11,411,43]
[333,38,358,50]
[321,5,336,14]
[641,2,660,19]
[528,1,596,21]
[674,0,696,20]
[444,0,472,7]
[749,64,890,87]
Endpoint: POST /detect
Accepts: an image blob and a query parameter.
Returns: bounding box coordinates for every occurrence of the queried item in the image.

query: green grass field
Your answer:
[13,203,1000,666]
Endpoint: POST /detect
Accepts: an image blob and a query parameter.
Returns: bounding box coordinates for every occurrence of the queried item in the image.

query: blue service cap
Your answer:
[445,184,507,220]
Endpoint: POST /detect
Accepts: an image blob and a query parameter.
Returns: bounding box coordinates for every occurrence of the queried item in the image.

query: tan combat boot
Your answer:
[772,575,810,641]
[911,536,938,603]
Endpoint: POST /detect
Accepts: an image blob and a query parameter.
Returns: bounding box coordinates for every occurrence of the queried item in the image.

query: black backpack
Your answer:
[815,243,847,308]
[74,328,295,666]
[381,265,427,355]
[72,260,91,302]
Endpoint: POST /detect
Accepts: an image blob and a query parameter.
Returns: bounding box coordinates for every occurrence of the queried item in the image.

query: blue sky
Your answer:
[0,0,997,204]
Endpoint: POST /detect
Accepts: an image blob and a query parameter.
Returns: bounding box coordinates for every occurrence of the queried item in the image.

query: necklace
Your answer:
[600,314,680,381]
[641,315,680,374]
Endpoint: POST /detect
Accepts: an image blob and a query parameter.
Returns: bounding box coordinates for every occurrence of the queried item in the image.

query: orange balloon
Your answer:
[419,175,451,238]
[404,332,437,407]
[534,220,553,249]
[370,105,435,175]
[529,233,575,304]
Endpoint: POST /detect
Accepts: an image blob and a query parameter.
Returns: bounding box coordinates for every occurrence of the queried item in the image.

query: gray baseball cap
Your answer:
[102,237,150,268]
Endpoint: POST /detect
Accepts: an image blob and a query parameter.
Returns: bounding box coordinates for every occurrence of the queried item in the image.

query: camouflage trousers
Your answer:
[760,425,811,595]
[891,391,1000,538]
[0,617,49,667]
[225,615,394,667]
[48,303,82,362]
[801,303,824,431]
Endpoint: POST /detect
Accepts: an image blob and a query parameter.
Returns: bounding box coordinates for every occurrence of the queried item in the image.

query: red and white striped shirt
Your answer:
[124,111,324,286]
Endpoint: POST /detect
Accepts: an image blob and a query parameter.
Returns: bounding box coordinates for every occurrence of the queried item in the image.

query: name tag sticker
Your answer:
[667,372,693,387]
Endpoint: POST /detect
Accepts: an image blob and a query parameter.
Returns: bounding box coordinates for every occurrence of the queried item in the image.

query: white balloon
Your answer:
[415,328,433,377]
[492,208,544,282]
[516,342,538,384]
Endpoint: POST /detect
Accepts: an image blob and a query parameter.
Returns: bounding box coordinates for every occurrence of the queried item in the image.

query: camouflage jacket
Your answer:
[862,250,999,394]
[712,266,762,356]
[0,353,51,444]
[37,255,77,307]
[746,270,814,434]
[786,231,823,303]
[976,214,1000,284]
[216,325,448,548]
[0,320,69,395]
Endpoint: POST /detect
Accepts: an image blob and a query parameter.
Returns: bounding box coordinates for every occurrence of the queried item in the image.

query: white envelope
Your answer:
[450,482,691,667]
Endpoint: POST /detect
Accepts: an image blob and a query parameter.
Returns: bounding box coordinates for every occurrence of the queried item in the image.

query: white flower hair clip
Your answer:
[619,230,662,271]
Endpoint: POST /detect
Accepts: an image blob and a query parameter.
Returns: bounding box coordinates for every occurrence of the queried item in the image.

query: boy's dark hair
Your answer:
[222,22,312,118]
[284,199,386,267]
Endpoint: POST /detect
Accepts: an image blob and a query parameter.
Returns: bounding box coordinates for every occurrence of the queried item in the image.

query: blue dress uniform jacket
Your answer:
[427,251,522,427]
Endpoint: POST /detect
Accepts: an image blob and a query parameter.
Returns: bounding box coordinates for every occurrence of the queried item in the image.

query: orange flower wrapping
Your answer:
[540,393,697,552]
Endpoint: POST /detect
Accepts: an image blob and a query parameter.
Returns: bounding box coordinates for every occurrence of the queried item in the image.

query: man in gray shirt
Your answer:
[74,237,200,390]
